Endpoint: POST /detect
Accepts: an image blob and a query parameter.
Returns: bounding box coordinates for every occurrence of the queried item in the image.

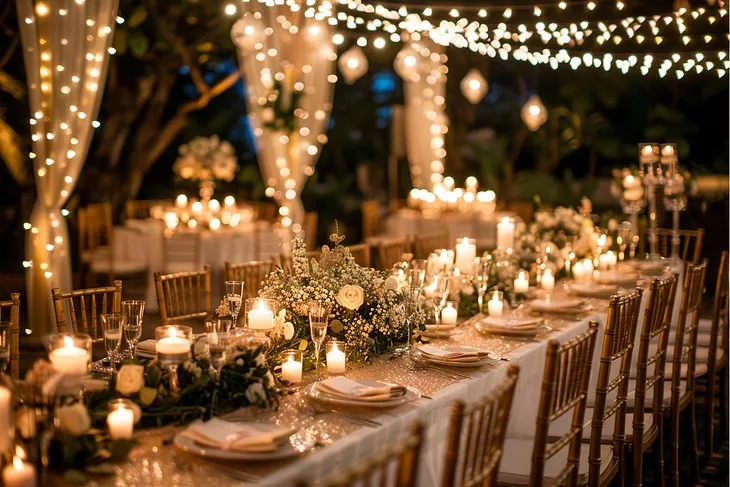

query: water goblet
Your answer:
[121,300,144,359]
[308,302,331,379]
[431,273,450,327]
[225,281,245,329]
[101,314,125,370]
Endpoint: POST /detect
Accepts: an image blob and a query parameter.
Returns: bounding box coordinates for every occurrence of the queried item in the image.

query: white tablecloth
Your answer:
[114,220,283,311]
[383,209,517,250]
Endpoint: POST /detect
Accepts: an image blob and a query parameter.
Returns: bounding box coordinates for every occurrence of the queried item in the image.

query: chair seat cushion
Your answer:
[498,438,613,484]
[664,361,708,379]
[665,345,725,365]
[549,407,653,442]
[626,379,686,409]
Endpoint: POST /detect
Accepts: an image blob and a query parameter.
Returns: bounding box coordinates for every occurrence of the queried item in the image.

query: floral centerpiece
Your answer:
[173,135,239,183]
[260,233,412,360]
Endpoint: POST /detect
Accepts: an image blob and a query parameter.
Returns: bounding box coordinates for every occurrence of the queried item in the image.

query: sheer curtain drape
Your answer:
[17,0,119,332]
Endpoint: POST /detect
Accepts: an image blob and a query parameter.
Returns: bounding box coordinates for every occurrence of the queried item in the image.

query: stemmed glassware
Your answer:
[308,302,331,380]
[101,314,125,369]
[206,319,228,379]
[475,258,492,314]
[121,300,144,359]
[225,281,245,329]
[409,259,427,289]
[431,272,450,327]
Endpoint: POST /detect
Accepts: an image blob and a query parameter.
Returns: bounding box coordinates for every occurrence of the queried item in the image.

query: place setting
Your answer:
[409,344,501,369]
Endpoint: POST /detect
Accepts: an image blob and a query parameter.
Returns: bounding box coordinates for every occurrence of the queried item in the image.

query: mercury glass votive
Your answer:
[325,340,346,375]
[47,333,92,377]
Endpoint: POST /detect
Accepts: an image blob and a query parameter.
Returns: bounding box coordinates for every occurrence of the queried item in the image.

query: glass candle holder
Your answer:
[280,350,303,385]
[638,142,660,179]
[325,340,346,375]
[154,325,192,394]
[660,143,678,180]
[47,334,92,377]
[487,291,504,317]
[106,398,136,440]
[245,298,278,349]
[440,301,458,326]
[454,237,477,271]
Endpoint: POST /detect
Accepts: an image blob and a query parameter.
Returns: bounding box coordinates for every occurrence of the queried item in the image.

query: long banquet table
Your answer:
[86,272,683,487]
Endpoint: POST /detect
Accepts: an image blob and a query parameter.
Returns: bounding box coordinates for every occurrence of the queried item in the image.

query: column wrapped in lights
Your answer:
[232,2,335,234]
[16,0,119,333]
[395,38,448,189]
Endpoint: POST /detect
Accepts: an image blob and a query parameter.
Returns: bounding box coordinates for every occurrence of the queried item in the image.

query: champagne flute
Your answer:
[409,259,428,289]
[308,302,331,379]
[122,300,144,359]
[475,259,492,314]
[206,319,228,379]
[225,281,245,329]
[394,286,420,355]
[101,314,125,369]
[432,273,450,327]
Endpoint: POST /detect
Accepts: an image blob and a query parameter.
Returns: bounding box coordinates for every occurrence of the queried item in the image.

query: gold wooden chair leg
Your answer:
[653,422,665,487]
[688,399,700,484]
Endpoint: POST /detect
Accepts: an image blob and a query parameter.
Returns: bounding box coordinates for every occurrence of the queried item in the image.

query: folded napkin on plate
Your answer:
[568,283,619,299]
[530,298,585,312]
[314,376,406,402]
[182,418,293,452]
[481,316,543,329]
[424,323,457,330]
[136,339,156,357]
[594,271,640,284]
[419,345,491,362]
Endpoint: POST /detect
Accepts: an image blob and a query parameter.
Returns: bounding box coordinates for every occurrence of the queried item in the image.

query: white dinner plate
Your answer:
[529,298,586,312]
[410,346,500,368]
[304,380,420,408]
[475,319,552,338]
[566,282,619,299]
[593,271,641,286]
[417,326,465,339]
[173,423,307,461]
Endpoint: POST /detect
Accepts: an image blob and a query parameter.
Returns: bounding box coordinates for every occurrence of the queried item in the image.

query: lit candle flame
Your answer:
[13,456,23,470]
[63,336,74,348]
[168,327,177,339]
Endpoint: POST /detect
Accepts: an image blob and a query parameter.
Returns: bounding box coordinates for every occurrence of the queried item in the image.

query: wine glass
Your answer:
[409,259,427,289]
[225,281,245,329]
[475,259,492,314]
[308,302,331,379]
[0,322,9,374]
[121,300,144,359]
[395,286,420,356]
[206,319,228,379]
[101,314,125,369]
[432,273,450,327]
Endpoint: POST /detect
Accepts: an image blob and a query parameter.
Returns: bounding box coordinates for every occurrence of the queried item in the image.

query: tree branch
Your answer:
[180,48,210,96]
[0,34,18,70]
[180,70,241,114]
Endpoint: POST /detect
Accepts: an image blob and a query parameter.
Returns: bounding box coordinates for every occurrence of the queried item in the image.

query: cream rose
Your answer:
[56,403,91,436]
[336,285,364,310]
[283,321,295,340]
[116,364,145,396]
[384,276,399,291]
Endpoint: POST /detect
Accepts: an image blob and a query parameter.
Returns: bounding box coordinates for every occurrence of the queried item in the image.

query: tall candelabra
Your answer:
[639,143,662,260]
[660,143,685,264]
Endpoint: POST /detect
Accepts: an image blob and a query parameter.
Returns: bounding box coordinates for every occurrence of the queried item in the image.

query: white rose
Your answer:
[283,321,295,340]
[116,365,145,396]
[56,404,91,436]
[335,285,364,310]
[255,354,266,366]
[245,382,266,404]
[461,284,474,296]
[384,276,399,291]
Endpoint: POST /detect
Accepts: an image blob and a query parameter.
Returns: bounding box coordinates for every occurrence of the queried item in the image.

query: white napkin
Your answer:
[182,419,293,452]
[481,316,543,329]
[529,298,585,312]
[314,376,406,402]
[419,345,491,362]
[594,271,640,285]
[136,340,156,357]
[568,283,618,299]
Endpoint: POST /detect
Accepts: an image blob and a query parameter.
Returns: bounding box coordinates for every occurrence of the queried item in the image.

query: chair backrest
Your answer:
[632,275,679,446]
[297,422,423,487]
[348,243,372,267]
[162,231,202,273]
[224,260,276,300]
[362,200,383,240]
[530,322,599,486]
[412,231,451,260]
[588,288,644,486]
[376,237,411,270]
[51,282,122,340]
[80,202,113,259]
[154,265,212,325]
[668,259,708,414]
[304,212,318,250]
[0,293,20,379]
[654,228,704,263]
[125,199,170,220]
[442,365,520,487]
[707,251,729,377]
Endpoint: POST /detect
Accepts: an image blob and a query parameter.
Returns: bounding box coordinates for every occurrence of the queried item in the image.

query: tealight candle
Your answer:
[281,351,303,383]
[583,258,594,276]
[441,302,458,325]
[49,336,89,376]
[175,194,188,209]
[513,271,529,294]
[326,341,346,374]
[0,386,11,454]
[454,237,477,271]
[156,327,191,355]
[107,407,134,439]
[573,261,585,281]
[487,294,503,317]
[248,300,275,330]
[2,453,36,487]
[541,269,555,292]
[496,217,515,250]
[606,251,617,268]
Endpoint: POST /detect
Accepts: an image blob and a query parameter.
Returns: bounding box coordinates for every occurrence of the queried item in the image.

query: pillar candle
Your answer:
[496,217,515,250]
[248,302,275,330]
[487,295,503,317]
[541,270,555,292]
[2,456,36,487]
[513,272,529,294]
[441,303,458,326]
[454,238,477,271]
[107,407,134,439]
[156,328,191,355]
[49,337,88,376]
[326,346,346,374]
[282,358,303,383]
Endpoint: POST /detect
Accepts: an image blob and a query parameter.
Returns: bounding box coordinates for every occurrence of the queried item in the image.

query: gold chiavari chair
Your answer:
[497,322,599,486]
[648,228,704,264]
[376,237,411,270]
[628,275,678,487]
[51,282,122,341]
[304,212,319,250]
[296,422,423,487]
[0,293,20,379]
[348,243,372,267]
[665,259,708,486]
[224,260,276,300]
[442,365,520,487]
[154,265,212,326]
[412,231,451,260]
[125,199,170,220]
[362,200,383,240]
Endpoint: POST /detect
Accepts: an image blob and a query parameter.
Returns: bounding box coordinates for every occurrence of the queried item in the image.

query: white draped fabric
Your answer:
[400,40,447,190]
[232,2,335,229]
[17,0,119,333]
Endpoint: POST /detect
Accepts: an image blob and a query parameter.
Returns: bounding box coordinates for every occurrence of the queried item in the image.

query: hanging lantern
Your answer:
[338,46,368,84]
[521,95,548,131]
[394,45,420,82]
[231,13,266,52]
[460,68,488,104]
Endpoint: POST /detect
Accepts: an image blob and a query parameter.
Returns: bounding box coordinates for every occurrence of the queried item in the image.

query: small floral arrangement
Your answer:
[173,135,239,182]
[260,233,414,359]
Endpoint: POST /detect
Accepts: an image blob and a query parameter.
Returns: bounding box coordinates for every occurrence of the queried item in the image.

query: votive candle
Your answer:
[107,407,134,439]
[326,341,346,374]
[541,269,555,292]
[441,303,458,325]
[487,294,503,317]
[2,453,36,487]
[513,271,529,294]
